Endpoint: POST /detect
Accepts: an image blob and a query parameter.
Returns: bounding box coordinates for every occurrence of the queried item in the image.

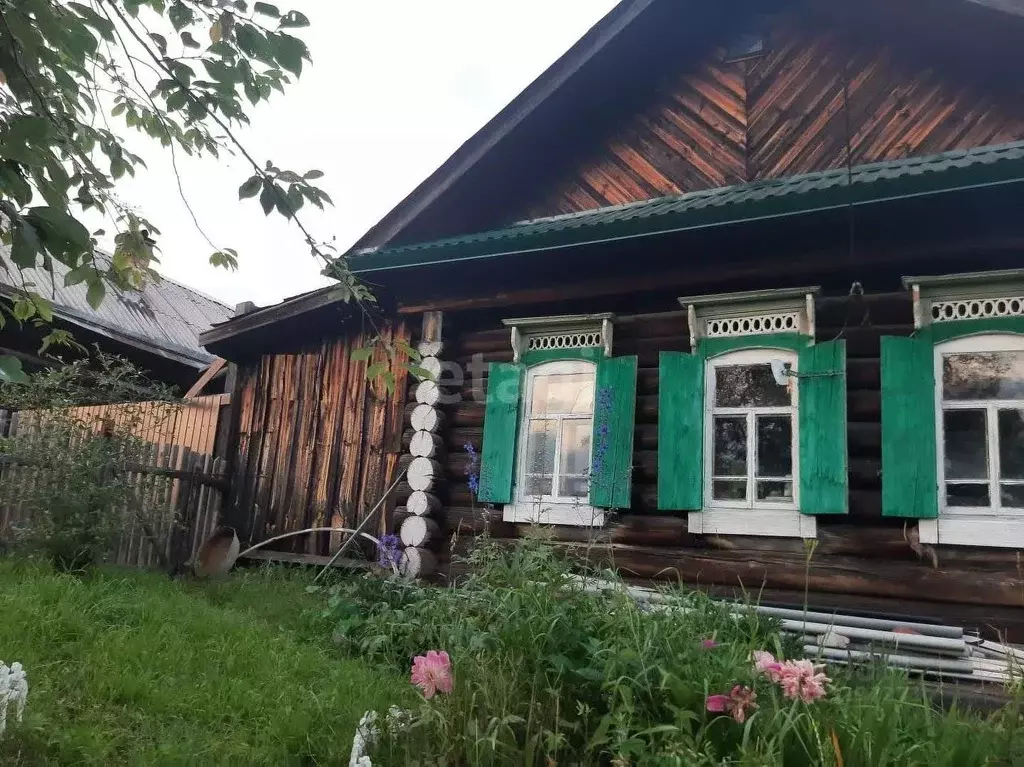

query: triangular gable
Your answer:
[345,0,1024,257]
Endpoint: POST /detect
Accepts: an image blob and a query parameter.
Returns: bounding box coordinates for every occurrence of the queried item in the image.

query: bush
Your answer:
[326,538,1024,766]
[0,353,179,571]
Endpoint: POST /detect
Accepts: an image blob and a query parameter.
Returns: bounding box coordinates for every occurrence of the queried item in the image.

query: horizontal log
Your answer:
[410,403,445,433]
[437,482,882,518]
[410,430,445,459]
[415,380,443,406]
[442,538,1024,609]
[407,456,443,492]
[444,506,517,538]
[400,516,441,547]
[407,490,442,516]
[400,546,437,579]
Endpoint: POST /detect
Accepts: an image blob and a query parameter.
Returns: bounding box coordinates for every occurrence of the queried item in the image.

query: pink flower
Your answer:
[410,650,453,699]
[701,639,718,649]
[776,659,830,703]
[706,685,758,723]
[752,650,784,682]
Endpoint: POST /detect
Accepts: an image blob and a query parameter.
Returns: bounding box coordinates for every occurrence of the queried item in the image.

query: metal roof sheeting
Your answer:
[349,140,1024,273]
[0,250,233,367]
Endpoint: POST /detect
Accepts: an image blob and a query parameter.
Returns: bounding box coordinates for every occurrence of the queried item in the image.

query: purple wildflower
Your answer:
[378,534,402,569]
[464,443,480,497]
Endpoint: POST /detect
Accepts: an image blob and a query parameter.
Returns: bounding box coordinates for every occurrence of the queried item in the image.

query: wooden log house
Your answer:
[201,0,1024,638]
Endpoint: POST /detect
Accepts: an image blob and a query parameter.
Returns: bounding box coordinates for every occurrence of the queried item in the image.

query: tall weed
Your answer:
[326,538,1023,766]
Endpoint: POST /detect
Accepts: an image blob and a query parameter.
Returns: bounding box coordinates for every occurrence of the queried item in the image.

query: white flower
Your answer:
[0,660,29,740]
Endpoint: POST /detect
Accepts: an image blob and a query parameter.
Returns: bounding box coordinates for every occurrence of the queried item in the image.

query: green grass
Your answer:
[0,562,410,765]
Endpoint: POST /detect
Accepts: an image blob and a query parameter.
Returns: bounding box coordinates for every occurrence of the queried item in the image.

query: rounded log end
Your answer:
[400,546,437,579]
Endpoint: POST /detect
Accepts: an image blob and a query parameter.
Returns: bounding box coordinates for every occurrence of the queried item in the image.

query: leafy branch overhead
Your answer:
[0,0,372,382]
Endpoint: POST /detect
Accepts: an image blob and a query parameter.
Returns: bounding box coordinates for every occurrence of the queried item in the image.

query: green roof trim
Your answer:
[349,141,1024,274]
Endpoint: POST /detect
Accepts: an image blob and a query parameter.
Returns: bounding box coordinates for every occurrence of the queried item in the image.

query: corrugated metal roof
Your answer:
[350,140,1024,273]
[0,250,233,367]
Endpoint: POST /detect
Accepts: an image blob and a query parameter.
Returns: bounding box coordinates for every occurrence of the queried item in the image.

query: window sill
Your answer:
[918,515,1024,548]
[503,502,605,527]
[688,508,816,539]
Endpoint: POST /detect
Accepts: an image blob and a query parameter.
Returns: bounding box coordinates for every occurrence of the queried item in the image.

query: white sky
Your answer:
[109,1,618,309]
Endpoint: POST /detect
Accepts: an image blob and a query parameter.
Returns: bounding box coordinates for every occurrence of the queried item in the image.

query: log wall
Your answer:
[400,282,1024,640]
[227,321,410,552]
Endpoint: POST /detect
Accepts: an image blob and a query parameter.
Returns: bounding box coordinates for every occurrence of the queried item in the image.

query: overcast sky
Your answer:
[109,1,618,309]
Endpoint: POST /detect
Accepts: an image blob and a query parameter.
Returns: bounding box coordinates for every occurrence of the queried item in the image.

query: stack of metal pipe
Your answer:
[571,577,1024,685]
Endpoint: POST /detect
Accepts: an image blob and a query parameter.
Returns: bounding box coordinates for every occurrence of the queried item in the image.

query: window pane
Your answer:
[530,372,595,415]
[757,480,793,501]
[713,416,747,476]
[943,409,988,480]
[523,475,552,497]
[559,476,589,498]
[1000,484,1024,508]
[998,409,1024,480]
[946,483,989,507]
[525,419,556,478]
[713,479,746,501]
[942,351,1024,400]
[560,418,593,477]
[756,415,792,477]
[715,364,790,408]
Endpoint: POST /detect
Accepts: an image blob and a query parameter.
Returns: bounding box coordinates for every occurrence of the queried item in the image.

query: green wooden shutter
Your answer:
[477,362,523,504]
[658,352,704,510]
[880,336,938,519]
[591,355,637,509]
[798,340,848,514]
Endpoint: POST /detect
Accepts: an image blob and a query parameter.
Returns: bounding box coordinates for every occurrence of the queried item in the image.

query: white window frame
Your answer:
[689,347,816,539]
[503,359,604,527]
[921,333,1024,548]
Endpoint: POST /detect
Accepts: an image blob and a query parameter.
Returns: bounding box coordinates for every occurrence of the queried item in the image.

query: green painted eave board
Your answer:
[349,141,1024,274]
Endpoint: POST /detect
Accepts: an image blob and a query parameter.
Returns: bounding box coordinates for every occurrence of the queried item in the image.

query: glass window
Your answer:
[706,351,797,509]
[516,361,595,503]
[938,338,1024,513]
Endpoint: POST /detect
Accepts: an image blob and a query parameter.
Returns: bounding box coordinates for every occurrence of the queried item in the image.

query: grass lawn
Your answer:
[0,562,410,765]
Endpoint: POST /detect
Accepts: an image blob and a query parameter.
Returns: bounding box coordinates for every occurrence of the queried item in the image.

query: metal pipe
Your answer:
[754,605,963,639]
[809,646,975,674]
[780,619,966,656]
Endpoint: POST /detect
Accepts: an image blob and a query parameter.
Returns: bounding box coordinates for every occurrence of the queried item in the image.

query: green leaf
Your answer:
[68,2,116,40]
[180,31,199,48]
[238,175,262,199]
[303,169,324,180]
[365,361,387,380]
[86,279,106,310]
[350,347,375,363]
[169,2,194,30]
[272,33,306,75]
[280,10,310,28]
[64,264,95,287]
[0,355,28,384]
[148,32,168,56]
[254,2,280,17]
[209,250,239,270]
[10,220,41,268]
[259,181,275,215]
[32,294,54,323]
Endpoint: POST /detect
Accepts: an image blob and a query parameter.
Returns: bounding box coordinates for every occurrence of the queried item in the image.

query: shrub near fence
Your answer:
[0,396,227,572]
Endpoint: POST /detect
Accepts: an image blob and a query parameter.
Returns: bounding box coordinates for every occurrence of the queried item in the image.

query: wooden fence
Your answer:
[0,396,228,570]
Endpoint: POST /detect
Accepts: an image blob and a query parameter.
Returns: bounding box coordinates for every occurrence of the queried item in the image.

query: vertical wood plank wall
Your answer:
[229,321,410,552]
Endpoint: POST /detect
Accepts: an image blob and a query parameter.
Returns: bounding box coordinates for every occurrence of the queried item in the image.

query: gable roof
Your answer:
[345,0,1024,256]
[347,0,665,251]
[349,141,1024,273]
[0,253,233,368]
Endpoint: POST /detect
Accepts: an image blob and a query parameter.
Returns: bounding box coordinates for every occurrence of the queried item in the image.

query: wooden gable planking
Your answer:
[526,12,1024,218]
